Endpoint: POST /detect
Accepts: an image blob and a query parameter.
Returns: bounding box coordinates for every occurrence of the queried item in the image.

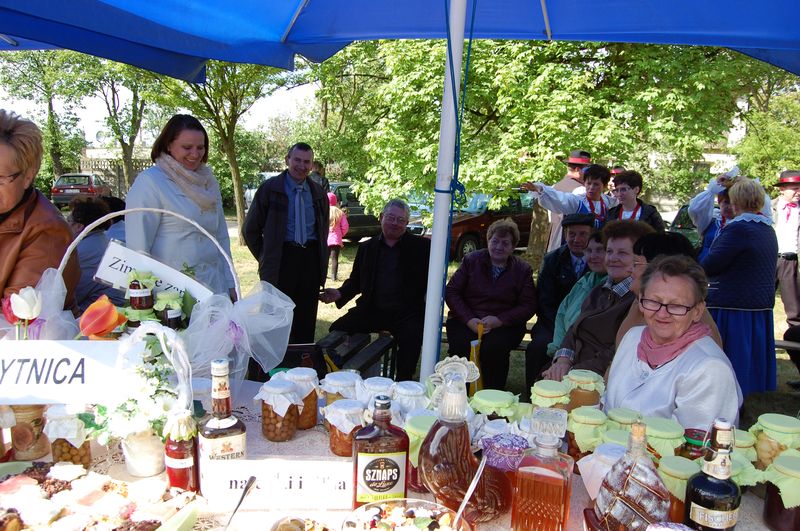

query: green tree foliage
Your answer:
[37,111,86,194]
[207,127,271,207]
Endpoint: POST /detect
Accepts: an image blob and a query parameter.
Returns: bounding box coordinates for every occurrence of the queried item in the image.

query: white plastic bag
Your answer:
[0,268,78,340]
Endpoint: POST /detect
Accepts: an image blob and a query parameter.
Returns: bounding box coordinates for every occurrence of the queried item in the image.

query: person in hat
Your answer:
[606,170,665,232]
[608,165,626,200]
[772,170,800,328]
[539,149,592,253]
[525,212,595,392]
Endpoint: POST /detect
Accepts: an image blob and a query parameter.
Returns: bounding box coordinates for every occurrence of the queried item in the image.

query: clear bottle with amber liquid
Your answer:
[352,395,409,509]
[512,435,573,531]
[684,418,741,530]
[198,359,246,492]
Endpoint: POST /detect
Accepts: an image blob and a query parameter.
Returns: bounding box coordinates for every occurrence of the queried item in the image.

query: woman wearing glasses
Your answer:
[605,255,741,429]
[0,109,79,306]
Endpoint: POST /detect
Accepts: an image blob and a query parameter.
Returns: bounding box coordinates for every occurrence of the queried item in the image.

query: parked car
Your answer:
[51,173,112,208]
[668,204,704,250]
[243,171,281,210]
[330,182,382,241]
[407,190,534,261]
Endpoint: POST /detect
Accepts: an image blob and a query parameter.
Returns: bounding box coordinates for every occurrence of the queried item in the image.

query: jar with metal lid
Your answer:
[605,407,640,431]
[563,369,605,411]
[469,389,519,421]
[678,428,706,460]
[601,429,631,449]
[319,371,361,406]
[277,367,320,429]
[643,416,684,462]
[321,399,365,457]
[255,380,304,442]
[405,412,438,492]
[530,380,570,410]
[733,428,757,465]
[567,406,607,466]
[763,451,800,531]
[657,455,700,523]
[749,413,800,470]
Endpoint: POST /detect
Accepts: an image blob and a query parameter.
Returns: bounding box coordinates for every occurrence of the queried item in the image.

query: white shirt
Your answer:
[604,326,742,429]
[775,198,800,254]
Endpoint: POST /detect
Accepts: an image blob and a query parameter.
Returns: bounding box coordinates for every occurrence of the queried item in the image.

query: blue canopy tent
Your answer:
[2,0,798,378]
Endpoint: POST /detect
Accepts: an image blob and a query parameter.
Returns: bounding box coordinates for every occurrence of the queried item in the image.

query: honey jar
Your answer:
[657,455,700,523]
[469,389,519,421]
[566,406,607,466]
[748,413,800,470]
[563,369,605,411]
[255,380,304,442]
[281,367,320,430]
[319,371,361,406]
[405,412,438,492]
[321,399,365,457]
[605,407,640,431]
[530,380,570,410]
[643,416,684,462]
[762,452,800,531]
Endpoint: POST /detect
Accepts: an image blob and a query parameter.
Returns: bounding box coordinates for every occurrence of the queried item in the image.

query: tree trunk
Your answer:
[46,98,64,177]
[526,201,550,275]
[120,143,135,191]
[220,135,247,244]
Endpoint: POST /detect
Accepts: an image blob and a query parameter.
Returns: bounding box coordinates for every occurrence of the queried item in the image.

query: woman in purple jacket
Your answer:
[445,218,537,390]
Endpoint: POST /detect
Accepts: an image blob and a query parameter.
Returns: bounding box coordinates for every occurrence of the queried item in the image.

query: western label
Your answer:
[129,288,151,298]
[165,455,194,469]
[211,377,231,399]
[689,502,738,529]
[198,432,247,491]
[355,451,406,503]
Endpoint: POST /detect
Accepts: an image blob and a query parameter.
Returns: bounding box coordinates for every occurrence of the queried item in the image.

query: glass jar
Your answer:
[469,389,519,421]
[643,416,684,462]
[405,413,438,492]
[320,371,361,406]
[51,438,91,467]
[749,413,800,470]
[763,452,800,531]
[601,429,631,449]
[678,428,707,460]
[322,399,365,457]
[10,405,49,460]
[530,380,570,410]
[566,406,607,467]
[356,376,395,409]
[733,428,757,465]
[128,279,154,310]
[282,367,320,430]
[393,381,429,425]
[563,369,605,411]
[484,433,529,487]
[657,455,700,523]
[605,407,640,431]
[256,380,303,442]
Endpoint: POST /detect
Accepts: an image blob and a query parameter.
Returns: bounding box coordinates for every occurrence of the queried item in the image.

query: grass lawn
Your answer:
[229,240,799,426]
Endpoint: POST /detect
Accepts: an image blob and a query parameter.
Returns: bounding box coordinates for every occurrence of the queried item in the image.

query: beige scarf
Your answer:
[156,154,218,212]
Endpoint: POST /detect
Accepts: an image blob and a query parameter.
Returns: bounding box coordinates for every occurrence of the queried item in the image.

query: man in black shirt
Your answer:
[320,199,431,380]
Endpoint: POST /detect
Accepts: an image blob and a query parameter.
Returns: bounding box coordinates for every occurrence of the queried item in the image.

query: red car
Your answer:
[51,173,112,208]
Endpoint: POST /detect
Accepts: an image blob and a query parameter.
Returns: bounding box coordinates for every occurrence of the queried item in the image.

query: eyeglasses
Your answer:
[0,171,22,186]
[383,214,408,225]
[639,298,697,316]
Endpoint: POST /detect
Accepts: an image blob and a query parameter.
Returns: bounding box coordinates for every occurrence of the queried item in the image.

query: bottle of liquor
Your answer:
[684,418,741,530]
[198,359,247,491]
[352,395,409,509]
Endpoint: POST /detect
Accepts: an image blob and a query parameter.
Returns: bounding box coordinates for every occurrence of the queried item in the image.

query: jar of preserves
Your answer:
[657,455,700,523]
[484,433,529,487]
[43,405,91,466]
[392,381,428,425]
[678,428,707,460]
[605,407,640,431]
[643,416,684,462]
[749,413,800,470]
[762,452,800,531]
[601,429,631,449]
[530,380,570,411]
[320,371,361,406]
[733,428,757,465]
[475,419,512,448]
[51,439,91,467]
[322,399,365,457]
[567,406,607,466]
[255,380,304,442]
[280,367,320,430]
[469,389,519,421]
[356,376,395,409]
[563,369,605,411]
[405,412,438,492]
[730,451,761,492]
[128,279,154,310]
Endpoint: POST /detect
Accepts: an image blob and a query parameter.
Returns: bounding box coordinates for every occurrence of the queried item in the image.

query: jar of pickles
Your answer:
[733,428,757,465]
[319,371,361,406]
[749,413,800,470]
[762,451,800,531]
[404,412,438,492]
[469,389,519,421]
[255,380,304,442]
[321,399,365,457]
[563,369,605,411]
[567,407,607,465]
[530,380,570,410]
[279,368,320,430]
[605,408,640,431]
[643,416,684,462]
[678,428,706,460]
[657,455,700,523]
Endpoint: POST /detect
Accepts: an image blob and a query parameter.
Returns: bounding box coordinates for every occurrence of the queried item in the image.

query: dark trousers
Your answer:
[445,318,526,391]
[329,245,341,281]
[278,242,321,344]
[784,325,800,376]
[525,322,553,399]
[330,304,424,381]
[778,256,800,327]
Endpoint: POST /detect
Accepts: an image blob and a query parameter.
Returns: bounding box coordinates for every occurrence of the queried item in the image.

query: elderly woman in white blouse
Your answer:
[604,255,742,429]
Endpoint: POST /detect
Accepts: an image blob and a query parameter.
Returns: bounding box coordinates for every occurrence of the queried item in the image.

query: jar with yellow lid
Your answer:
[601,429,631,449]
[469,389,519,421]
[733,428,757,465]
[277,367,320,430]
[749,413,800,470]
[563,369,605,411]
[319,371,361,406]
[730,451,762,492]
[530,380,570,410]
[657,455,700,523]
[405,412,438,492]
[643,416,684,462]
[566,407,607,466]
[321,399,365,457]
[605,407,640,431]
[763,451,800,531]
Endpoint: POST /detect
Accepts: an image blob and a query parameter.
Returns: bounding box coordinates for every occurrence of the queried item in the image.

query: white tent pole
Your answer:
[419,0,468,379]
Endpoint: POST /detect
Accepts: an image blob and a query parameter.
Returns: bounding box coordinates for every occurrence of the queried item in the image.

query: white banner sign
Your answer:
[201,458,352,511]
[0,341,124,405]
[95,241,213,302]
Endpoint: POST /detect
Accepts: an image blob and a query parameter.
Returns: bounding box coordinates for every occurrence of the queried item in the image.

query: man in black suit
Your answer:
[525,213,595,394]
[319,199,430,381]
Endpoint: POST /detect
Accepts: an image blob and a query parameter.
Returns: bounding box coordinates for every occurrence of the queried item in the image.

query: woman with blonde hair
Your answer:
[327,192,349,281]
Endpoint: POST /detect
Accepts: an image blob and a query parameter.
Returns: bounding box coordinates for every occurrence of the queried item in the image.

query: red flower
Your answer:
[1,297,19,325]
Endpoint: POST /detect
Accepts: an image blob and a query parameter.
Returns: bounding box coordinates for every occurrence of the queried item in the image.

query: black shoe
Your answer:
[788,380,800,390]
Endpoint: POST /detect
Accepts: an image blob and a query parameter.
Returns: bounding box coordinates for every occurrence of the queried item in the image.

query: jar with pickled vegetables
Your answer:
[43,405,89,465]
[321,399,365,457]
[563,369,605,411]
[678,428,706,460]
[405,413,438,492]
[280,367,320,430]
[657,455,700,523]
[733,428,757,465]
[255,380,304,442]
[762,451,800,531]
[567,406,607,466]
[530,380,570,410]
[748,413,800,470]
[469,389,519,421]
[643,416,684,462]
[319,371,361,406]
[605,407,640,431]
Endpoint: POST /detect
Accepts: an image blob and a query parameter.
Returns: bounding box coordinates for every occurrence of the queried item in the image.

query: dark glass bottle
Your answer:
[352,395,409,509]
[684,418,741,530]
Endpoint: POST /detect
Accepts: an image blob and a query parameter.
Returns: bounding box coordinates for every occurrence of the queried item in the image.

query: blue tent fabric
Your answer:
[1,0,799,80]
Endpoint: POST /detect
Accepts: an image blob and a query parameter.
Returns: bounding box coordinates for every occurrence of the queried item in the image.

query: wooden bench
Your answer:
[317,331,397,378]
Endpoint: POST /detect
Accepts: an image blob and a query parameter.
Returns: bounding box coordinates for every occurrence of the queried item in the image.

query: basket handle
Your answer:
[57,207,241,298]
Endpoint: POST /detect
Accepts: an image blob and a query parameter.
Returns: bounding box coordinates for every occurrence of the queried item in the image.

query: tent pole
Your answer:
[419,0,468,380]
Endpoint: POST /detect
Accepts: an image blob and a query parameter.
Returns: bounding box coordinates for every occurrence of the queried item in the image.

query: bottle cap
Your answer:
[211,359,229,376]
[374,395,391,410]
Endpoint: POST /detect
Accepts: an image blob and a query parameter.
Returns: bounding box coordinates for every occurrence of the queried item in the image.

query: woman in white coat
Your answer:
[125,115,235,298]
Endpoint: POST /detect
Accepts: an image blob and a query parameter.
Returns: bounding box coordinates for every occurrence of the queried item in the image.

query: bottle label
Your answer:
[129,288,151,297]
[166,308,182,319]
[689,502,738,529]
[165,455,195,469]
[204,417,238,430]
[212,378,231,399]
[355,451,406,503]
[701,452,732,480]
[198,433,246,461]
